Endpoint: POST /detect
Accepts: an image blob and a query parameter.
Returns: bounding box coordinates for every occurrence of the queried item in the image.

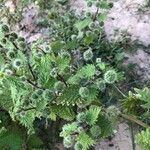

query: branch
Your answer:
[120,113,149,128]
[93,8,99,21]
[57,74,68,87]
[28,63,37,81]
[27,79,44,89]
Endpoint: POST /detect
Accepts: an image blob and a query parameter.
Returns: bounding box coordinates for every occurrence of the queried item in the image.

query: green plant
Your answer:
[0,0,145,149]
[136,128,150,150]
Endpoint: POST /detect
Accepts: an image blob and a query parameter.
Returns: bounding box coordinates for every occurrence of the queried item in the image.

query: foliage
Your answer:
[0,0,147,149]
[136,128,150,150]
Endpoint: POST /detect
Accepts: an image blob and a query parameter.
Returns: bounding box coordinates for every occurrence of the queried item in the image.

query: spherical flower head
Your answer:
[96,58,102,63]
[10,32,18,39]
[71,35,77,41]
[18,41,27,49]
[77,126,84,133]
[63,136,74,148]
[31,93,39,99]
[96,80,106,91]
[19,75,27,82]
[43,89,54,102]
[4,69,13,76]
[86,31,92,37]
[60,51,71,59]
[36,51,43,58]
[17,37,25,42]
[1,24,9,33]
[87,1,92,7]
[6,50,15,59]
[86,12,92,17]
[1,38,7,44]
[88,22,95,29]
[79,87,89,98]
[90,125,101,138]
[83,49,93,61]
[104,70,117,84]
[74,142,83,150]
[9,36,15,42]
[54,81,65,92]
[36,89,44,96]
[44,46,52,53]
[76,112,86,123]
[106,105,120,117]
[13,59,22,69]
[50,68,58,78]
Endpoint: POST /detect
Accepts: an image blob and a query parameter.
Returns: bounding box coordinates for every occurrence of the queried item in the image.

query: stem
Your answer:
[113,84,127,97]
[120,114,149,128]
[57,74,68,87]
[93,8,99,21]
[28,63,37,81]
[27,79,44,89]
[130,122,136,150]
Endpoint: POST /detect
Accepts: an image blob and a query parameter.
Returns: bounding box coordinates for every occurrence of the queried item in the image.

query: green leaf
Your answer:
[51,41,64,52]
[77,132,95,150]
[0,127,24,150]
[86,106,101,125]
[75,18,92,31]
[57,85,80,105]
[60,122,78,137]
[84,35,94,45]
[50,105,75,121]
[97,13,107,22]
[79,64,96,78]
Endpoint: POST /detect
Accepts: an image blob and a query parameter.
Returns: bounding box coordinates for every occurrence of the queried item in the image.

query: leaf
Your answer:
[0,127,24,150]
[86,106,101,125]
[79,64,96,78]
[97,13,107,22]
[51,41,64,52]
[57,85,80,105]
[77,132,95,150]
[50,105,75,121]
[84,35,94,45]
[60,122,78,137]
[75,18,92,31]
[97,2,111,9]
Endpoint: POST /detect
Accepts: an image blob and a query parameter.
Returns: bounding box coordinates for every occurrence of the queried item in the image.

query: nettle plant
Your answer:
[0,0,125,149]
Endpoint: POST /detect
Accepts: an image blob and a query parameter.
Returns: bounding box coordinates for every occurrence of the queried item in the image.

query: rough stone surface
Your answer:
[95,123,141,150]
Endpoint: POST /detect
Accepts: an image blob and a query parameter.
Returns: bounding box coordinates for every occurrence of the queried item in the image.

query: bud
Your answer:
[74,142,83,150]
[6,50,15,59]
[54,81,65,92]
[87,1,92,7]
[104,70,117,84]
[83,49,93,61]
[1,24,9,33]
[4,69,13,76]
[63,136,74,148]
[76,112,86,123]
[90,125,101,138]
[13,59,22,69]
[79,87,89,98]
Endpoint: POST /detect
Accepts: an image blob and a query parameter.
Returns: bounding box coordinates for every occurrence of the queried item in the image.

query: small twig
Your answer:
[27,79,44,89]
[113,84,127,97]
[57,74,68,87]
[28,63,37,81]
[17,107,36,113]
[93,8,99,21]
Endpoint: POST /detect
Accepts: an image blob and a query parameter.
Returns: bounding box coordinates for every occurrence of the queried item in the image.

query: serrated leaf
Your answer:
[77,132,95,150]
[75,18,92,31]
